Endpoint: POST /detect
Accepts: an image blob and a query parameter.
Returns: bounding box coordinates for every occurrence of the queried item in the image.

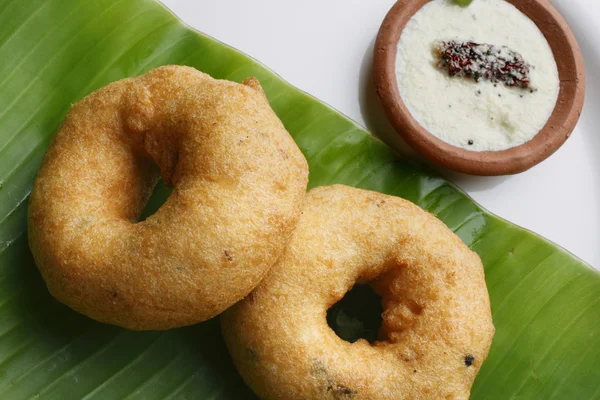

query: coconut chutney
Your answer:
[395,0,560,151]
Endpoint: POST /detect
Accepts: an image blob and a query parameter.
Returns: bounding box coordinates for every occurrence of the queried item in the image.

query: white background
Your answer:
[160,0,600,268]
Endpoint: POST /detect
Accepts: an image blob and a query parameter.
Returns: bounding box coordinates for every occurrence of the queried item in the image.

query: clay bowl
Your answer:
[373,0,585,176]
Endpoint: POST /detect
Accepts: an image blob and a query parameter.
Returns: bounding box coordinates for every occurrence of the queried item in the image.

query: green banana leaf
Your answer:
[0,0,598,398]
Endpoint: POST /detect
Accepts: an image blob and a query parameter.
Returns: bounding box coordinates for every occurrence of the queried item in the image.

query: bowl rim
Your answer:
[373,0,586,176]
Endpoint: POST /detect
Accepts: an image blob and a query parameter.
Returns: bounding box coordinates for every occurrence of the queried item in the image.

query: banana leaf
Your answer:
[0,0,598,399]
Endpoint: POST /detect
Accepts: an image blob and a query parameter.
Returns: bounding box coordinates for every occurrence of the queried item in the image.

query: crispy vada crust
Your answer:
[28,65,308,330]
[222,185,494,400]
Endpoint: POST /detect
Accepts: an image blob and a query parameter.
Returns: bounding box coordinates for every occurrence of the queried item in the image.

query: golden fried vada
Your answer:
[222,185,494,400]
[28,65,308,330]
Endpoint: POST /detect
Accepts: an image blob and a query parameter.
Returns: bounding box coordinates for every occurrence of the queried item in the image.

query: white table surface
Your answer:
[161,0,600,268]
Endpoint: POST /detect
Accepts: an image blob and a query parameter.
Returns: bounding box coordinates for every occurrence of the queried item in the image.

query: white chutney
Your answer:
[395,0,559,151]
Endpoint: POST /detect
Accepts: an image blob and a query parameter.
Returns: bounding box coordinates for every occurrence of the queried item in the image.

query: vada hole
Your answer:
[326,284,383,344]
[139,179,173,222]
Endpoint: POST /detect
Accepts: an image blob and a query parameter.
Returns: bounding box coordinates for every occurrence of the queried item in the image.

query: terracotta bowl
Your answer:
[373,0,585,176]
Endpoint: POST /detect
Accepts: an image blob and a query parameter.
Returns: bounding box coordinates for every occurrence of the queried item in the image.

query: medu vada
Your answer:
[28,65,308,330]
[222,185,494,400]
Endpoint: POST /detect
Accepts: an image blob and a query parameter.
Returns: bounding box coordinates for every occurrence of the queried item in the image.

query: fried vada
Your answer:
[222,185,494,400]
[28,65,308,330]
